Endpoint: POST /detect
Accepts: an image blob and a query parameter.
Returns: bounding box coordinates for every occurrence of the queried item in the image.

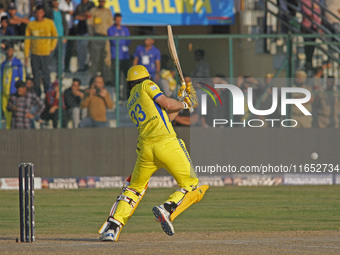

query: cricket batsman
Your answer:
[98,65,209,241]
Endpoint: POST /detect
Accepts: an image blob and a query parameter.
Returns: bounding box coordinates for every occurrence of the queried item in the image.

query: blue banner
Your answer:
[88,0,235,25]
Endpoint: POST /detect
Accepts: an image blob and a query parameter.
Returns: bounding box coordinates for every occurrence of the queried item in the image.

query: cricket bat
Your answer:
[167,25,193,112]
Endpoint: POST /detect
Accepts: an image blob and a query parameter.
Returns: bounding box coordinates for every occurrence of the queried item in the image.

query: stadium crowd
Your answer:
[0,0,339,129]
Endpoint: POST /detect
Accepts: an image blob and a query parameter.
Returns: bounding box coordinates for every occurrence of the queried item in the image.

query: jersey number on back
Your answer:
[130,104,146,127]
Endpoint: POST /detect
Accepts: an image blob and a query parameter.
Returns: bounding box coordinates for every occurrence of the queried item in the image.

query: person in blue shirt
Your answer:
[107,13,131,99]
[1,42,25,129]
[133,37,161,82]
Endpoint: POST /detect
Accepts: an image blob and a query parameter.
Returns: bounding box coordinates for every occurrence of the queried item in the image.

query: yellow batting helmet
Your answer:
[126,65,150,81]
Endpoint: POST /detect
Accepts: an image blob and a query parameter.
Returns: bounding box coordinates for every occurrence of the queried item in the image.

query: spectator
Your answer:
[64,78,85,128]
[0,3,8,28]
[79,75,114,128]
[158,54,176,98]
[278,0,298,33]
[87,0,113,82]
[1,42,25,129]
[41,80,66,128]
[292,70,313,128]
[108,13,130,97]
[313,76,339,128]
[25,76,36,94]
[24,5,58,97]
[7,80,45,129]
[133,37,161,82]
[0,15,15,37]
[47,0,69,73]
[8,2,29,36]
[59,0,75,72]
[192,49,210,78]
[15,0,31,17]
[301,0,322,71]
[325,0,340,34]
[73,0,94,71]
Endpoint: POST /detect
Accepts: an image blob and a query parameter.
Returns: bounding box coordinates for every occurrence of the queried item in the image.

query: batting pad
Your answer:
[170,185,209,221]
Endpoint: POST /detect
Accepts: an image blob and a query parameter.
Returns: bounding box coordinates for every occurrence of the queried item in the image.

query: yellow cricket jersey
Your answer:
[24,18,58,57]
[127,79,176,141]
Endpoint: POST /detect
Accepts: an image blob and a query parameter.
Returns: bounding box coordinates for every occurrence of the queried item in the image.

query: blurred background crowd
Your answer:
[0,0,339,129]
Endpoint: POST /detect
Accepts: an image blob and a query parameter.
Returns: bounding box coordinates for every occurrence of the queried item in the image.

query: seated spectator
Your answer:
[7,80,45,129]
[1,42,25,129]
[41,81,67,128]
[8,2,29,36]
[64,78,85,128]
[158,54,176,98]
[192,49,210,78]
[25,76,36,94]
[0,16,15,37]
[0,3,8,27]
[292,70,313,128]
[79,75,114,128]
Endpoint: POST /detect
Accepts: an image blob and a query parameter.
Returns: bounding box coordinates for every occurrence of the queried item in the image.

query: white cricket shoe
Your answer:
[99,219,122,242]
[152,205,175,236]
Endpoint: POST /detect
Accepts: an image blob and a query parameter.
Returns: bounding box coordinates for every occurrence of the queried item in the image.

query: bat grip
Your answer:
[181,81,193,113]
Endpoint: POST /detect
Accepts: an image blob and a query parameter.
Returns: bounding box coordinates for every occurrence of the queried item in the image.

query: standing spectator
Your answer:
[1,42,25,129]
[87,0,113,82]
[325,0,340,33]
[64,78,85,128]
[24,5,58,97]
[41,80,66,128]
[108,13,130,96]
[191,49,210,78]
[15,0,31,17]
[8,2,29,36]
[301,0,322,71]
[59,0,75,72]
[133,38,161,81]
[73,0,94,71]
[79,75,114,128]
[47,0,69,73]
[7,80,45,129]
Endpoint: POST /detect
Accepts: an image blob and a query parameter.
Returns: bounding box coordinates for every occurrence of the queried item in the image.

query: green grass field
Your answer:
[0,186,339,237]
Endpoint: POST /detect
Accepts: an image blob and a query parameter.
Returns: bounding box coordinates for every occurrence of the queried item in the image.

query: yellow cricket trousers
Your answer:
[113,136,199,225]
